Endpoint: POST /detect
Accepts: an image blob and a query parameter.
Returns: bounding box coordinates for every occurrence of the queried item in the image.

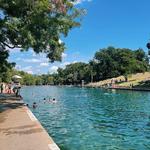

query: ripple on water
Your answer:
[21,86,150,150]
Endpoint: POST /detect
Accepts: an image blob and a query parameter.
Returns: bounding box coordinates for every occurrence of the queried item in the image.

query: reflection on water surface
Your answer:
[21,86,150,150]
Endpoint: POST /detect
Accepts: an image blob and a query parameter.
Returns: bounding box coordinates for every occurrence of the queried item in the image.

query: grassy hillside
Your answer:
[86,72,150,88]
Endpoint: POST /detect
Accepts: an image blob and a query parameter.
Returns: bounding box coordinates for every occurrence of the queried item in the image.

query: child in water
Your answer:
[33,102,37,109]
[51,98,57,104]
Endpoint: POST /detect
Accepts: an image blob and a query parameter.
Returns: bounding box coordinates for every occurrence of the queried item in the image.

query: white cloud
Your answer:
[9,48,21,53]
[49,66,58,74]
[59,39,63,44]
[36,69,42,74]
[60,61,70,68]
[40,62,49,67]
[23,58,41,63]
[72,0,92,5]
[22,66,32,71]
[59,61,78,69]
[62,52,67,59]
[32,52,37,57]
[26,70,33,74]
[15,65,21,70]
[16,57,22,61]
[17,65,33,74]
[72,60,77,64]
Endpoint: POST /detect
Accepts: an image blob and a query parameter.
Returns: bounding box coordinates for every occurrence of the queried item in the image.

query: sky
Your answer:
[8,0,150,74]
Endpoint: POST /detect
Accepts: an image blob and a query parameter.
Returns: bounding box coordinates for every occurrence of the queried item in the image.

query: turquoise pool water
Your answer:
[21,86,150,150]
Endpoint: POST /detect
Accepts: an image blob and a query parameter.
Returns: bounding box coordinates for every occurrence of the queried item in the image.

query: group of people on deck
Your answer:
[0,82,21,97]
[0,83,12,94]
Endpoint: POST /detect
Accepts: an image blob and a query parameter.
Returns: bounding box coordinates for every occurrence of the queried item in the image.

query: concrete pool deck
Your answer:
[108,86,150,91]
[0,94,60,150]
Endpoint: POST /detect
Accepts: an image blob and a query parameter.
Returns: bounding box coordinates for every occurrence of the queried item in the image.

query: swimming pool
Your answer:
[21,86,150,150]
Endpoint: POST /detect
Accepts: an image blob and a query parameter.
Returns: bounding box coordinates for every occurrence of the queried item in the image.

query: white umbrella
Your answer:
[12,75,22,79]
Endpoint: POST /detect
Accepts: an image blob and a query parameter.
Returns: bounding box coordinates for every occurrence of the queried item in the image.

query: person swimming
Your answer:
[42,98,47,103]
[51,98,57,104]
[33,102,37,109]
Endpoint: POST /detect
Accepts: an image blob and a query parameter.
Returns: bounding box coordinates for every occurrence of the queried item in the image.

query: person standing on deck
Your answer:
[0,83,4,93]
[8,83,12,94]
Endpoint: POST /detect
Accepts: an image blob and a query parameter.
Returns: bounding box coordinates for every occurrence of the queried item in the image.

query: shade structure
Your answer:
[12,75,22,79]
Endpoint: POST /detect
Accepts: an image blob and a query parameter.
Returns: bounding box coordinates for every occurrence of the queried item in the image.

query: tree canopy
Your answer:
[0,50,15,82]
[0,0,82,62]
[53,47,149,85]
[54,62,91,85]
[91,47,149,81]
[1,47,149,85]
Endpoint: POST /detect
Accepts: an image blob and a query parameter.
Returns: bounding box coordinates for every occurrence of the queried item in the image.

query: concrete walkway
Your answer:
[0,94,60,150]
[108,86,150,91]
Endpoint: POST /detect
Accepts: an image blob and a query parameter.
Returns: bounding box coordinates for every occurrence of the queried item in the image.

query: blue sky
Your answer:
[9,0,150,74]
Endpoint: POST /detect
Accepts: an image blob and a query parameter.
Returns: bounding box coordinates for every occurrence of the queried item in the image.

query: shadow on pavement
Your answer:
[0,124,43,136]
[0,94,24,123]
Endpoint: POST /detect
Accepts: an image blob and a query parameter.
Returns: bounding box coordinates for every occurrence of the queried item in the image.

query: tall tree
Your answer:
[55,62,91,85]
[0,50,15,82]
[91,47,149,81]
[0,0,82,62]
